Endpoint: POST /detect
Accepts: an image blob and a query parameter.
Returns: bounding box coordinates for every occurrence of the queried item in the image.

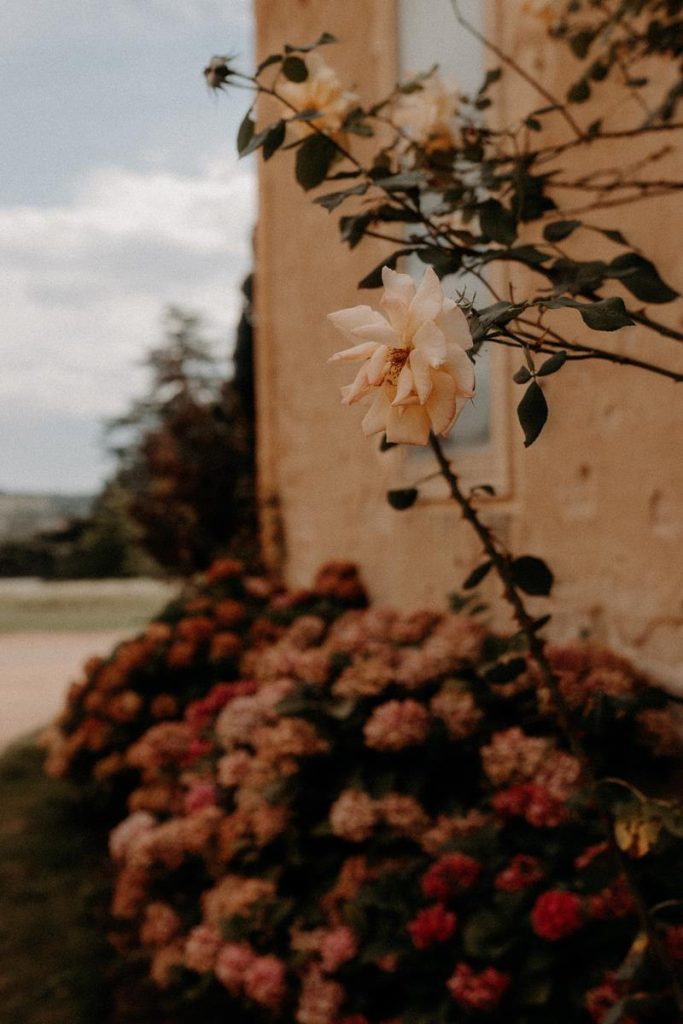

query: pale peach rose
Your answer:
[328,266,474,445]
[392,71,459,151]
[279,53,357,139]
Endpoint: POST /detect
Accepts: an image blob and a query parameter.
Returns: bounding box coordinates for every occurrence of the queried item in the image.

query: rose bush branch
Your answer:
[429,431,683,1011]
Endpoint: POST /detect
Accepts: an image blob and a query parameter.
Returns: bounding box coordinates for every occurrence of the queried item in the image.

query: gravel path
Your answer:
[0,631,127,751]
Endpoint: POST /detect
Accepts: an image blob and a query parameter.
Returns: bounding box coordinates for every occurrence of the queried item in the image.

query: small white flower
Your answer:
[328,266,475,445]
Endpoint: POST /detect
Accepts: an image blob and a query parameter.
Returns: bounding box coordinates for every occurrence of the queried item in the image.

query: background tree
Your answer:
[109,304,256,576]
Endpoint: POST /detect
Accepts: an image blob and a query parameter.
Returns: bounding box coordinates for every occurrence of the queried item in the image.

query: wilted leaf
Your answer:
[614,808,663,858]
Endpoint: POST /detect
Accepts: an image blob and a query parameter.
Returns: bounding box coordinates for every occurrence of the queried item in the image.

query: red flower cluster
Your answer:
[491,783,568,828]
[585,972,636,1024]
[447,963,510,1012]
[586,876,636,920]
[494,854,544,892]
[421,853,481,901]
[407,904,457,949]
[531,890,583,941]
[185,681,259,735]
[665,924,683,961]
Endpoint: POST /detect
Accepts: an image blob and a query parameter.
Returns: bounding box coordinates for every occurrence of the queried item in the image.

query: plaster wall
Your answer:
[253,0,683,686]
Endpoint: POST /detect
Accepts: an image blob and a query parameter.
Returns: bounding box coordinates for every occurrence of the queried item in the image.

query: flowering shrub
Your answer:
[43,557,367,808]
[104,597,682,1023]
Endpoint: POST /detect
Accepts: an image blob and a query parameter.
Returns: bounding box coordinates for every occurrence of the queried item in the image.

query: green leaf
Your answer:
[237,112,256,155]
[314,182,368,211]
[570,30,595,59]
[485,657,527,683]
[596,227,628,246]
[256,53,282,75]
[484,245,550,267]
[579,297,634,331]
[567,78,591,103]
[517,381,548,447]
[607,253,678,304]
[544,219,581,242]
[463,561,493,590]
[543,296,634,331]
[387,488,419,510]
[284,32,337,54]
[295,133,337,190]
[513,365,532,385]
[240,122,281,158]
[282,55,308,82]
[537,352,567,376]
[262,120,286,160]
[479,199,517,246]
[372,171,424,191]
[510,555,554,596]
[478,67,502,94]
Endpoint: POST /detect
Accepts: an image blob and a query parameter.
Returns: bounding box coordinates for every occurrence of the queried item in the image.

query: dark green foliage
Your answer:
[295,133,337,190]
[509,555,554,596]
[517,381,549,447]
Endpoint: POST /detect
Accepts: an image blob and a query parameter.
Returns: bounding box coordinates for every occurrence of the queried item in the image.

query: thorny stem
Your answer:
[510,322,683,382]
[450,0,585,140]
[429,432,683,1010]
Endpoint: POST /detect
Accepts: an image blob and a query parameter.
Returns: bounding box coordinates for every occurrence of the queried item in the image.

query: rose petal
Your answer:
[413,320,447,367]
[352,320,401,347]
[328,341,381,363]
[407,267,443,337]
[380,267,415,331]
[328,306,385,340]
[436,302,473,351]
[393,364,414,405]
[365,344,389,385]
[426,370,458,435]
[409,348,433,404]
[386,404,431,445]
[361,389,392,435]
[444,343,475,396]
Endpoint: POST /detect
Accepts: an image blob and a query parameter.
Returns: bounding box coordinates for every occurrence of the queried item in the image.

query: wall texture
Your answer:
[253,0,682,687]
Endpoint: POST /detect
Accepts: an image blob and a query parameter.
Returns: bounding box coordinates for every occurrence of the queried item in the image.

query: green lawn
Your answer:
[0,579,177,633]
[0,739,112,1024]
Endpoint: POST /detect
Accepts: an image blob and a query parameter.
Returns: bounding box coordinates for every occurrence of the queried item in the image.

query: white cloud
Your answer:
[1,158,255,419]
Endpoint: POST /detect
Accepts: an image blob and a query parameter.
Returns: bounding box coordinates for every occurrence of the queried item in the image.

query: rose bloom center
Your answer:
[386,347,410,384]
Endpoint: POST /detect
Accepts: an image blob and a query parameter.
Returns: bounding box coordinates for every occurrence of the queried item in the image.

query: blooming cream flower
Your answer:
[279,53,357,139]
[328,266,474,445]
[392,72,459,152]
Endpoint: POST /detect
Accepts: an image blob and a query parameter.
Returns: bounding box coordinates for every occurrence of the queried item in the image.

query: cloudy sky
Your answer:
[1,0,255,493]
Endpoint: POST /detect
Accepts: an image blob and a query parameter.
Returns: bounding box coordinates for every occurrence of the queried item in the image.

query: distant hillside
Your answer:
[0,493,93,542]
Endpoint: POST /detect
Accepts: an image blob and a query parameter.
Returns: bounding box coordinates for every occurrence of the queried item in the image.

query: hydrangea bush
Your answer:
[201,4,683,1016]
[44,557,367,810]
[106,597,683,1023]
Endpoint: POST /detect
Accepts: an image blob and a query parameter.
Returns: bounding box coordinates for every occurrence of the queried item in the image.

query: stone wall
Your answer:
[253,0,683,687]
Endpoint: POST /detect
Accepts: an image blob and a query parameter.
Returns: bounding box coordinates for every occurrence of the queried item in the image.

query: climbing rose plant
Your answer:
[205,3,683,1018]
